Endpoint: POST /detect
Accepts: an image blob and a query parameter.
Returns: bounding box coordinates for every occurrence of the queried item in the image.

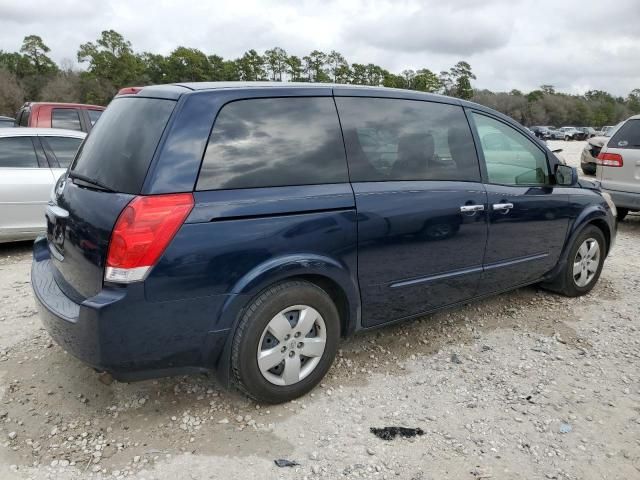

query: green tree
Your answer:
[20,35,58,75]
[350,63,368,85]
[303,50,329,82]
[264,47,288,81]
[77,30,144,96]
[164,47,212,82]
[412,68,441,93]
[364,63,385,86]
[140,52,167,84]
[626,88,640,113]
[382,71,405,89]
[326,50,348,82]
[236,49,266,81]
[285,55,304,81]
[450,61,476,99]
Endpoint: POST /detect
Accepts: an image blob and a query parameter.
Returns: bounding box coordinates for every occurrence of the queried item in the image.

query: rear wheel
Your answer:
[231,280,340,403]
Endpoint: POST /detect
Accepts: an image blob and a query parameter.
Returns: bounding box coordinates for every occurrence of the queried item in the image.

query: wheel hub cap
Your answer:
[257,305,327,386]
[573,238,600,287]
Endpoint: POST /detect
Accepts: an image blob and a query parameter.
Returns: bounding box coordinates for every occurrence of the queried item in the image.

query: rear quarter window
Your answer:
[71,98,176,194]
[196,97,348,190]
[336,97,480,182]
[609,119,640,149]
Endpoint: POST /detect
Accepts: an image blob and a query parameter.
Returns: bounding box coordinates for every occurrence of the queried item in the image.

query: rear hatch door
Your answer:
[47,96,176,300]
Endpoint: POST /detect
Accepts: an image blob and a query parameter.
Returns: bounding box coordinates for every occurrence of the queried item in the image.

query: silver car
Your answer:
[0,128,85,242]
[596,114,640,221]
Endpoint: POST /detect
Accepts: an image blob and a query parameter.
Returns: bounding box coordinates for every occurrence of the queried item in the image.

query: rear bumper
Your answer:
[31,236,231,380]
[602,188,640,211]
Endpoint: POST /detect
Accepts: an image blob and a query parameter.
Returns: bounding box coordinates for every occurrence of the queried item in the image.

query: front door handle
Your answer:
[492,202,514,213]
[460,204,485,213]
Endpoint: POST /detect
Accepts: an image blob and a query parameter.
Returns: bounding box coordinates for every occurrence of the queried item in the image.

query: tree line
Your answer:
[1,31,639,127]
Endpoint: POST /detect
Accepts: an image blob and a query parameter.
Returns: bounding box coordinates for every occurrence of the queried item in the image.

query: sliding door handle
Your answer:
[493,202,514,212]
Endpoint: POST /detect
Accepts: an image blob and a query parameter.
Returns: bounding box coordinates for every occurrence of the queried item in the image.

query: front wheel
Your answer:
[231,280,340,403]
[543,225,606,297]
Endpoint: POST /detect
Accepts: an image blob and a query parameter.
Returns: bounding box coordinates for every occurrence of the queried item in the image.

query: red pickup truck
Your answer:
[15,102,105,133]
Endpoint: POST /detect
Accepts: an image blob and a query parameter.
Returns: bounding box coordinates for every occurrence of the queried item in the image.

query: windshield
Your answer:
[71,97,175,194]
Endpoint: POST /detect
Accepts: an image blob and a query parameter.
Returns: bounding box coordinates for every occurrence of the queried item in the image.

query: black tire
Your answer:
[542,225,606,297]
[231,280,340,403]
[581,164,596,176]
[617,208,629,222]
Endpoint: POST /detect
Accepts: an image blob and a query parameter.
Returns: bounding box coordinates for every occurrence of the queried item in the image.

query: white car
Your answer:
[596,114,640,221]
[0,128,86,243]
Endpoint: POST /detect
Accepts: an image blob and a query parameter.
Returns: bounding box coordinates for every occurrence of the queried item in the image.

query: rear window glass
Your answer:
[71,98,175,194]
[44,136,83,168]
[52,109,82,131]
[197,97,348,190]
[609,119,640,149]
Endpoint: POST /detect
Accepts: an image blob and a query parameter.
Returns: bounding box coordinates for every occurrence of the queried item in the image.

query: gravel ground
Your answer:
[0,141,638,480]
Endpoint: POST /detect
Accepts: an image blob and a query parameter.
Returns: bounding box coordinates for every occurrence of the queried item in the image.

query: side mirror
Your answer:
[555,164,578,186]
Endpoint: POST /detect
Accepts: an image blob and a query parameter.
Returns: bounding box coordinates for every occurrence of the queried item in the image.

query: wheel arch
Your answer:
[212,253,361,386]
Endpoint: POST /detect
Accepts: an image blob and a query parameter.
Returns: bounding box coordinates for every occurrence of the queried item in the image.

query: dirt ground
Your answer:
[0,140,638,480]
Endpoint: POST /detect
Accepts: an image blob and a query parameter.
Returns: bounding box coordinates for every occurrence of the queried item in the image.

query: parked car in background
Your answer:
[15,102,104,133]
[32,82,616,403]
[530,126,552,139]
[0,128,85,242]
[0,116,15,128]
[578,127,596,139]
[596,126,615,136]
[558,127,586,140]
[548,127,567,140]
[580,122,622,175]
[596,115,640,221]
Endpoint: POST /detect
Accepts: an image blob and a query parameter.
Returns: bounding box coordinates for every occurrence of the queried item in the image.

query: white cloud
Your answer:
[0,0,638,96]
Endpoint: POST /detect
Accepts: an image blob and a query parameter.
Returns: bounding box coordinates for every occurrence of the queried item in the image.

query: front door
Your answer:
[335,95,488,327]
[470,112,570,294]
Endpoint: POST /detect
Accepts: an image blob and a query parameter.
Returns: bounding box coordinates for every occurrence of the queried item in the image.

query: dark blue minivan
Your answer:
[32,82,616,403]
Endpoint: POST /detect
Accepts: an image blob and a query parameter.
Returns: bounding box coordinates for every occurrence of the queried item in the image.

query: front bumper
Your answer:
[31,236,230,380]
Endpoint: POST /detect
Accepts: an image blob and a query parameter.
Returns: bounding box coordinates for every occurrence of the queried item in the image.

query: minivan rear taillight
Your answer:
[596,152,623,167]
[105,193,194,283]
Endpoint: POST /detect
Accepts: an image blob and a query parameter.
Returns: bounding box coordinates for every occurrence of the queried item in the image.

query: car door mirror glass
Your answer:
[555,164,577,186]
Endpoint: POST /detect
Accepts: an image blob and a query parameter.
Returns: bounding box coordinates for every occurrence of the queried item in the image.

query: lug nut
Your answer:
[294,332,301,338]
[297,342,304,349]
[281,346,286,353]
[284,334,290,341]
[289,351,295,357]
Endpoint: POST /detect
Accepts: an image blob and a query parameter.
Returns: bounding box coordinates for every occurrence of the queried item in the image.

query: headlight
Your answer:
[601,191,617,217]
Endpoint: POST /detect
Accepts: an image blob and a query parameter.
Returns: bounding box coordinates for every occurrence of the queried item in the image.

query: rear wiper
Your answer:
[69,172,115,192]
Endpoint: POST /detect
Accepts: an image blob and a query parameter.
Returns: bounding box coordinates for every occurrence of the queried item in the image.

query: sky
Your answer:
[0,0,639,96]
